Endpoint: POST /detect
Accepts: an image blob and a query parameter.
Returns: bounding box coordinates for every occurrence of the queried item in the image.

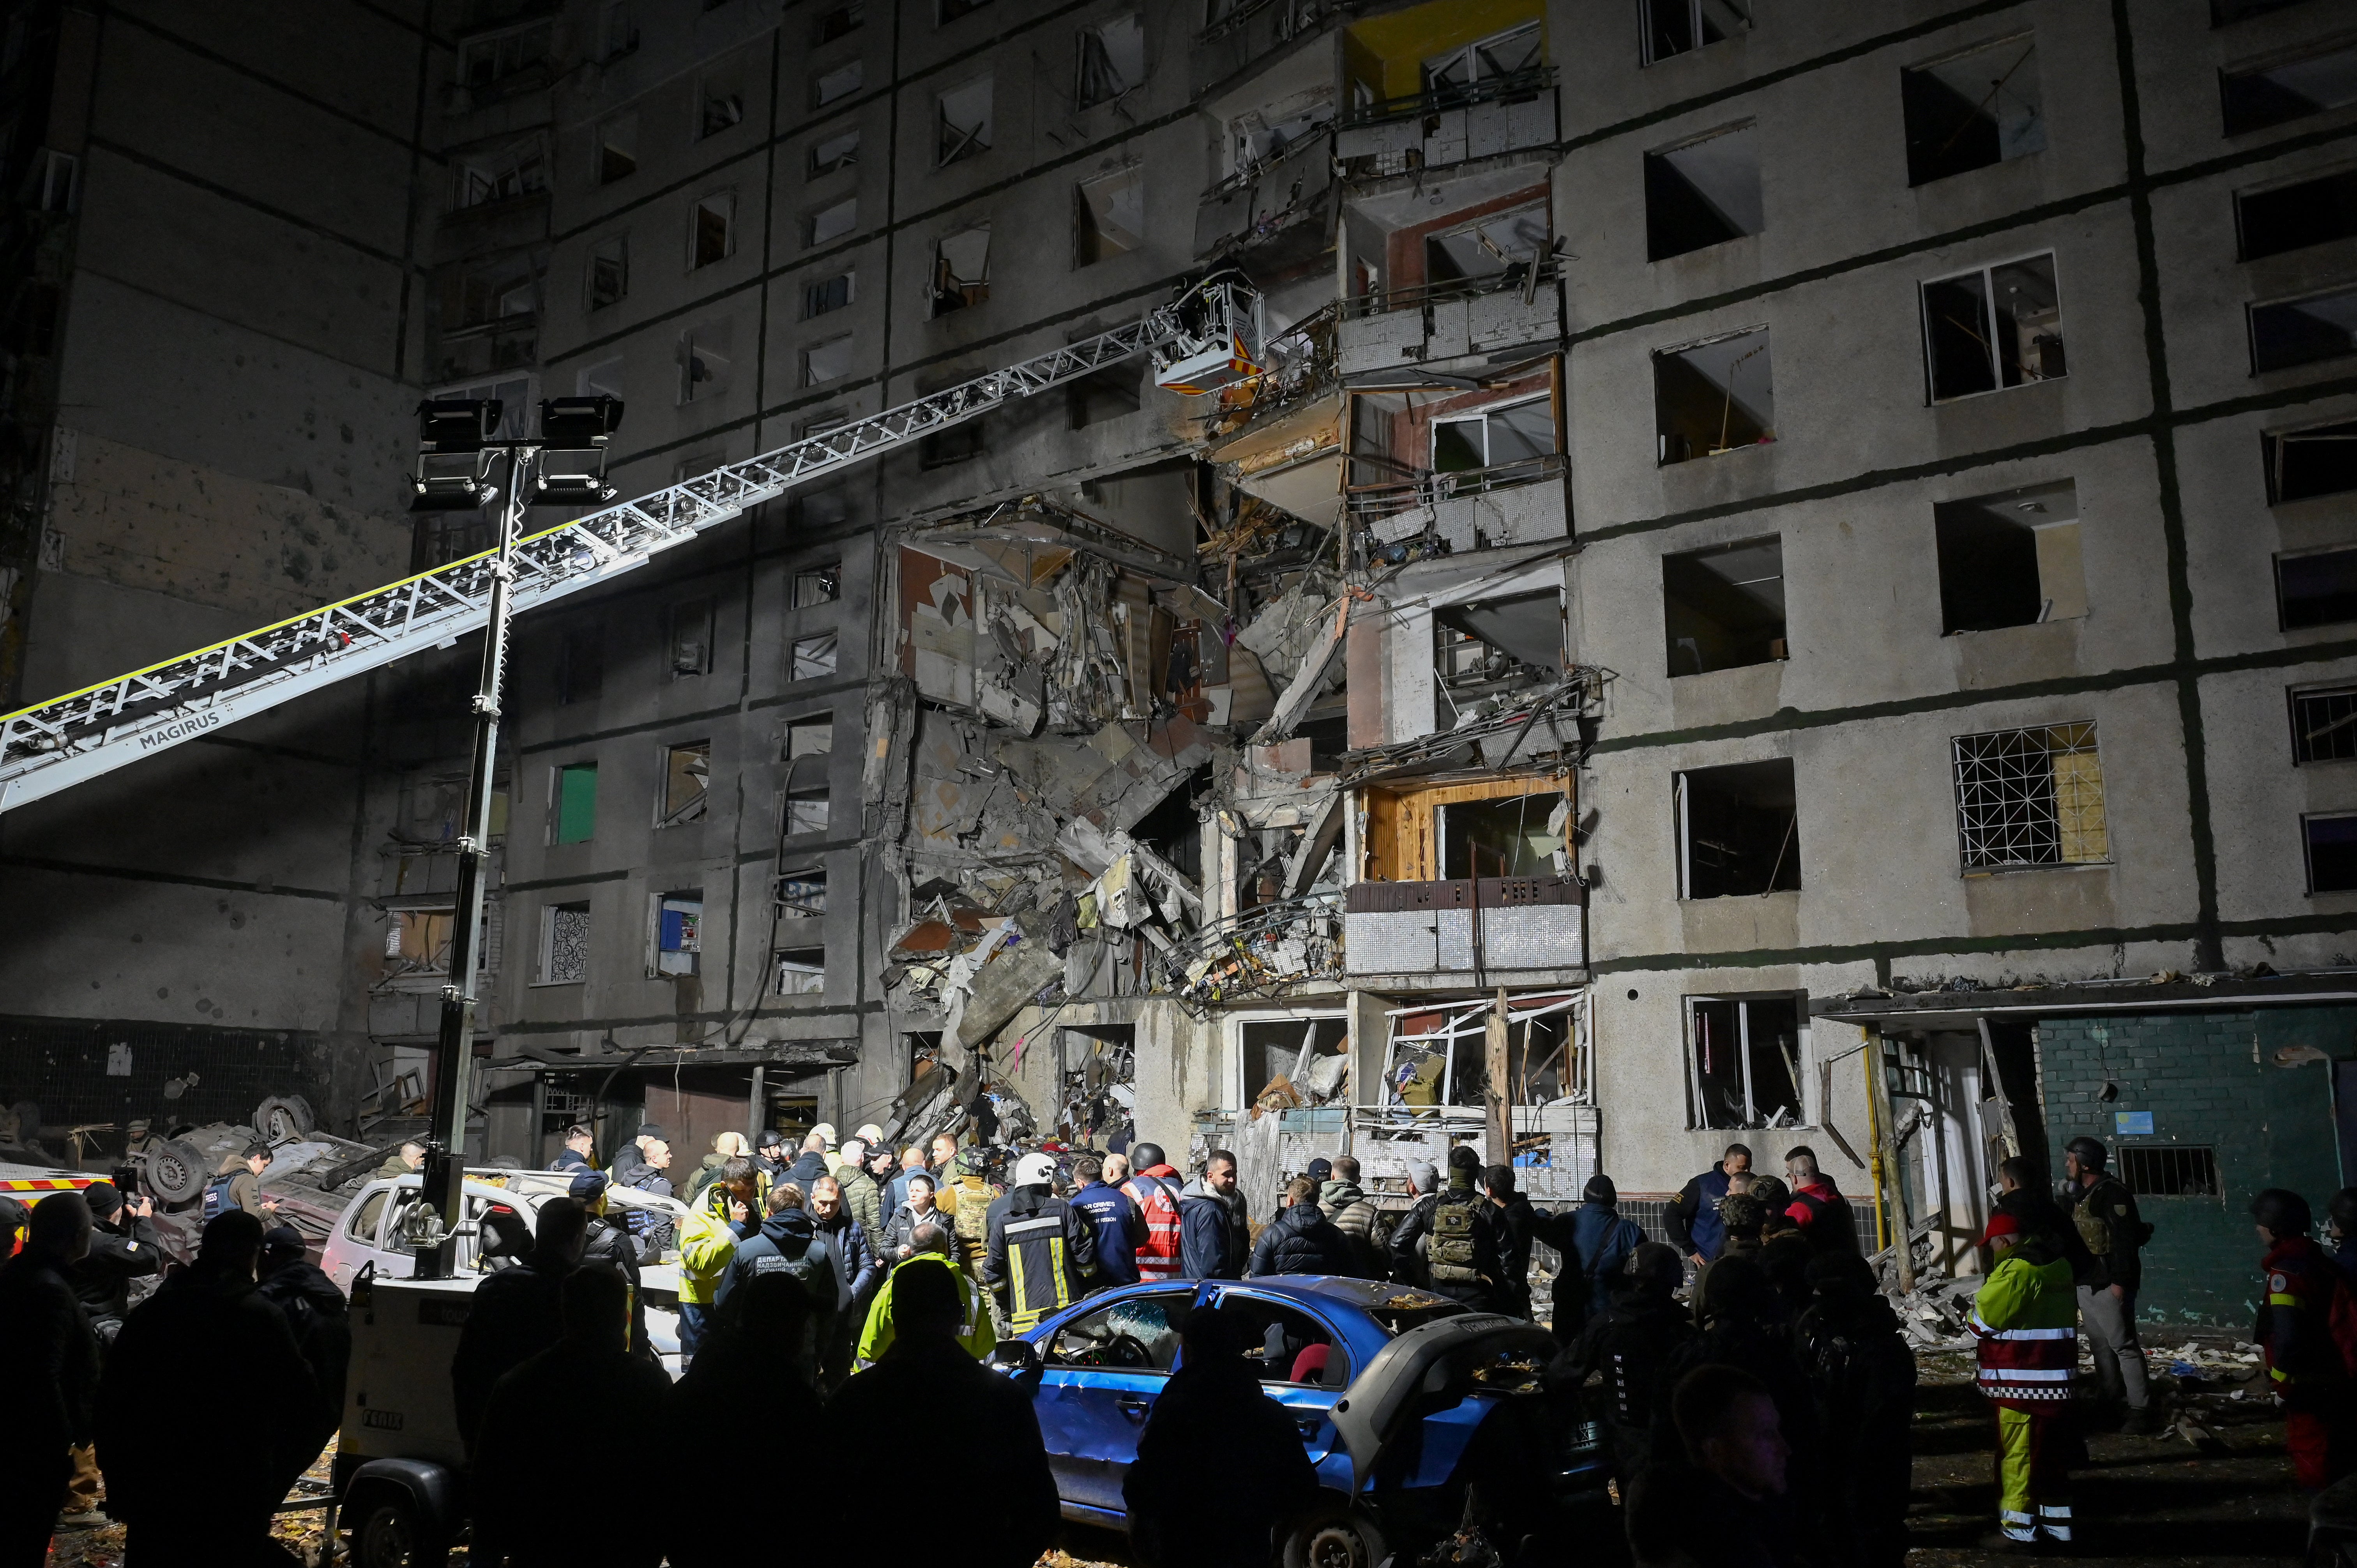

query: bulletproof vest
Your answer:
[1428,1189,1483,1283]
[952,1178,993,1265]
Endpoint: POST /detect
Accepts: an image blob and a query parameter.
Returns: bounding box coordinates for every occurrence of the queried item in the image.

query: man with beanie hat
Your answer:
[69,1180,161,1332]
[0,1193,101,1559]
[2251,1187,2351,1492]
[984,1150,1097,1328]
[1532,1173,1644,1341]
[258,1224,353,1415]
[1970,1208,2077,1548]
[1388,1144,1506,1310]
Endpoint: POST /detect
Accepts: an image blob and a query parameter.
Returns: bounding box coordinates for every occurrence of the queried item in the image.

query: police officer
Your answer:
[2058,1136,2154,1432]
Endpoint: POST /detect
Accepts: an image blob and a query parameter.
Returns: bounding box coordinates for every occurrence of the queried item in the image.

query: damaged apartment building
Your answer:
[7,0,2357,1325]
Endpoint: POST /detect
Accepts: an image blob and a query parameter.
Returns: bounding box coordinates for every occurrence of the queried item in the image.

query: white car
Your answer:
[319,1170,689,1375]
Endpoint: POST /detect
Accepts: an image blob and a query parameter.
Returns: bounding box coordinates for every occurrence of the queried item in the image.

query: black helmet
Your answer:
[2064,1137,2108,1171]
[2252,1188,2312,1237]
[1129,1142,1165,1171]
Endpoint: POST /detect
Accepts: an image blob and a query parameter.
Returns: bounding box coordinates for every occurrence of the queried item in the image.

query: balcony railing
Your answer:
[1346,452,1565,516]
[1341,257,1560,322]
[1343,875,1586,975]
[1336,66,1556,129]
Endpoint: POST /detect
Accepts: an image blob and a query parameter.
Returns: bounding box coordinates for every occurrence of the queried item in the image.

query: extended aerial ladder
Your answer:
[0,279,1262,813]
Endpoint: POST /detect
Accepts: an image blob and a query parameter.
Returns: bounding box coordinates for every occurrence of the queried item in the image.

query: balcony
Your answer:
[1342,875,1585,975]
[1338,261,1562,376]
[1349,454,1567,554]
[1194,130,1335,278]
[1334,68,1558,181]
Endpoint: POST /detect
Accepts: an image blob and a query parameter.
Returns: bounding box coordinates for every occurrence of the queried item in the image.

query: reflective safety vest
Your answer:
[1970,1252,2077,1409]
[1004,1208,1078,1330]
[1124,1172,1184,1280]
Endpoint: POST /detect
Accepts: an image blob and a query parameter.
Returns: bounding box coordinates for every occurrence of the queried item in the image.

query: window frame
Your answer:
[648,889,705,977]
[550,761,599,845]
[1949,721,2108,873]
[2291,683,2357,765]
[658,740,712,828]
[1920,250,2066,404]
[1683,991,1809,1132]
[536,899,591,985]
[1640,0,1750,68]
[586,234,629,312]
[2304,811,2357,895]
[690,191,737,270]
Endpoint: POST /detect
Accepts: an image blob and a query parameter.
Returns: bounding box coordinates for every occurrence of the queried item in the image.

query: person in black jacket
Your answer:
[475,1264,674,1568]
[1550,1241,1696,1485]
[451,1197,587,1452]
[1125,1301,1322,1568]
[69,1181,161,1334]
[1178,1150,1248,1280]
[1248,1177,1361,1278]
[984,1151,1097,1329]
[2058,1135,2155,1432]
[1650,1254,1820,1549]
[1627,1364,1802,1568]
[670,1271,827,1566]
[96,1210,326,1564]
[1389,1146,1509,1310]
[1484,1165,1539,1317]
[1663,1143,1753,1267]
[258,1225,353,1416]
[1793,1253,1916,1568]
[715,1183,835,1376]
[567,1171,654,1358]
[0,1192,101,1566]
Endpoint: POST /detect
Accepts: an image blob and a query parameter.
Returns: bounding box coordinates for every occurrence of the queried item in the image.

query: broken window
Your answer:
[667,599,714,678]
[587,235,628,311]
[552,762,599,845]
[700,78,745,138]
[1239,1018,1346,1111]
[1426,205,1549,284]
[1687,993,1803,1130]
[1424,20,1542,99]
[2279,546,2357,629]
[2268,418,2357,504]
[1074,170,1145,267]
[1922,253,2065,401]
[792,565,840,606]
[803,334,853,386]
[776,945,826,995]
[2238,167,2357,261]
[795,484,851,530]
[1934,479,2085,632]
[816,1,863,42]
[1646,122,1762,260]
[1438,791,1561,878]
[777,867,827,916]
[1654,326,1773,464]
[809,198,857,247]
[2222,39,2357,137]
[2293,685,2357,764]
[1432,396,1556,475]
[1067,362,1143,428]
[578,357,625,402]
[597,113,638,184]
[449,257,536,328]
[1902,35,2045,186]
[539,901,590,984]
[809,127,860,176]
[786,714,834,761]
[385,909,455,972]
[2251,284,2357,373]
[462,21,551,88]
[791,633,838,680]
[1663,536,1785,676]
[691,192,735,268]
[2307,814,2357,893]
[1642,0,1748,65]
[784,715,834,833]
[559,625,603,705]
[1076,14,1146,108]
[936,77,993,166]
[815,60,862,108]
[452,139,546,210]
[920,419,984,468]
[652,892,702,975]
[1676,759,1800,897]
[804,270,854,318]
[1951,722,2106,870]
[680,322,731,403]
[660,743,710,827]
[932,226,990,314]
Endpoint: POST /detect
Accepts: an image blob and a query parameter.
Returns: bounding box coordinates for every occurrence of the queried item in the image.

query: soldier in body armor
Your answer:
[1387,1145,1507,1310]
[2059,1135,2156,1433]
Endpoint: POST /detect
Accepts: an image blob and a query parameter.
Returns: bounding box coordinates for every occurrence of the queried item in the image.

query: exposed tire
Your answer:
[1282,1507,1388,1568]
[144,1138,210,1204]
[354,1496,445,1568]
[254,1095,316,1141]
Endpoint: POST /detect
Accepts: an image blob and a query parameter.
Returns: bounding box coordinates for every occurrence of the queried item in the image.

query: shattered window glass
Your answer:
[692,192,735,269]
[785,715,834,759]
[1641,0,1749,66]
[792,632,839,680]
[1074,169,1145,267]
[1076,14,1145,109]
[777,945,826,994]
[1654,327,1772,464]
[777,869,827,916]
[1045,1290,1191,1370]
[1922,254,2064,401]
[1423,20,1542,98]
[1901,35,2044,186]
[933,226,991,313]
[1686,993,1802,1130]
[937,76,993,165]
[660,742,709,827]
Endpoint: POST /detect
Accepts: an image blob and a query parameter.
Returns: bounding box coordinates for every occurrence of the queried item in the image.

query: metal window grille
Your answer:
[2294,686,2357,763]
[1951,721,2106,869]
[2117,1144,2218,1198]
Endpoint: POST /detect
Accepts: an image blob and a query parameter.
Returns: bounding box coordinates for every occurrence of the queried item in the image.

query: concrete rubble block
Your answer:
[951,939,1064,1051]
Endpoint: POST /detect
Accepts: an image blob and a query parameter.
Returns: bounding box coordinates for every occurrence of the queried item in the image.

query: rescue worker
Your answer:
[753,1126,792,1191]
[1068,1154,1147,1286]
[69,1180,161,1335]
[1391,1144,1507,1310]
[1532,1172,1644,1340]
[696,1154,758,1222]
[1780,1147,1856,1254]
[1121,1141,1186,1281]
[550,1123,596,1172]
[1969,1209,2078,1549]
[1320,1154,1385,1280]
[859,1219,995,1363]
[1248,1176,1360,1278]
[829,1259,1060,1568]
[473,1266,673,1568]
[374,1139,426,1179]
[676,1174,753,1362]
[2252,1187,2353,1491]
[984,1151,1097,1328]
[1125,1302,1322,1568]
[0,1192,100,1565]
[451,1198,588,1451]
[1485,1164,1539,1317]
[1795,1253,1916,1568]
[938,1145,1004,1280]
[716,1181,832,1365]
[1549,1240,1696,1483]
[1664,1142,1753,1268]
[809,1174,881,1386]
[1179,1149,1247,1280]
[2060,1135,2156,1432]
[568,1170,652,1358]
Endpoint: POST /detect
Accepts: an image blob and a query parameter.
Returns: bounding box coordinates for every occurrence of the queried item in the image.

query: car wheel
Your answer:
[354,1496,444,1568]
[1282,1508,1387,1568]
[143,1138,210,1204]
[255,1095,316,1141]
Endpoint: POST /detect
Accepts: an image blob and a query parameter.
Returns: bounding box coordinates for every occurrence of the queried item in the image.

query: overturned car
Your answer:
[989,1275,1605,1567]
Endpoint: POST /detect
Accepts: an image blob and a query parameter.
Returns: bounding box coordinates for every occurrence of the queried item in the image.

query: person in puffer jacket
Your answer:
[1248,1178,1362,1278]
[1319,1156,1385,1280]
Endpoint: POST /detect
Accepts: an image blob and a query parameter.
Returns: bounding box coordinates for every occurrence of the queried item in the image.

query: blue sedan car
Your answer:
[990,1275,1605,1568]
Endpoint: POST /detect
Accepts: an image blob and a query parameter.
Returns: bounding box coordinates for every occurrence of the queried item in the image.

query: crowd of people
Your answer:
[4,1117,2356,1566]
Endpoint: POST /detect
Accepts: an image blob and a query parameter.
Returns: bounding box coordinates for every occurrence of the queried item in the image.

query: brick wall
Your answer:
[0,1014,330,1151]
[2033,1007,2349,1326]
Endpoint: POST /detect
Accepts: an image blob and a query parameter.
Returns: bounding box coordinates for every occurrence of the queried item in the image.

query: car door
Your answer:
[1205,1287,1353,1481]
[1031,1285,1194,1517]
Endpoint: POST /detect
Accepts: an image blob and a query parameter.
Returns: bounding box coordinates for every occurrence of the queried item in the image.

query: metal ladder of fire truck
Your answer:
[0,281,1260,813]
